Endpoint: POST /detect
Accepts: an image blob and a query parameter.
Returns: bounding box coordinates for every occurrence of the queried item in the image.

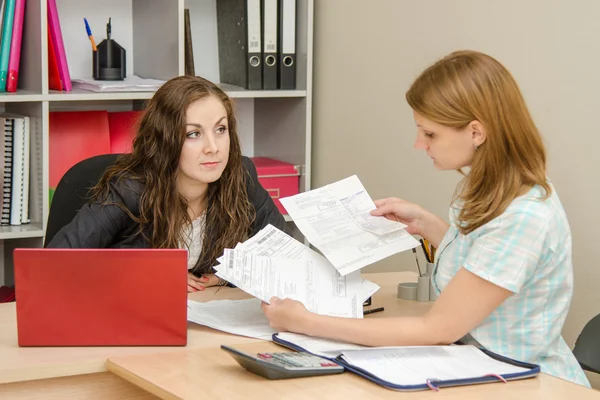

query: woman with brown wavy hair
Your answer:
[48,75,286,292]
[261,51,589,387]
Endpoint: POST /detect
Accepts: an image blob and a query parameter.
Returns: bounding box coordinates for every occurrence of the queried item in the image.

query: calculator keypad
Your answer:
[257,352,340,369]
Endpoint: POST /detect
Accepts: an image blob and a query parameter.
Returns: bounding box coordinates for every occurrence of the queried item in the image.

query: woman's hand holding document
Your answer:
[279,175,420,276]
[213,225,377,318]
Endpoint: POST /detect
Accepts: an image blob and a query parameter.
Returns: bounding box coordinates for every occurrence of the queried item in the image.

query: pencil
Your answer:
[412,247,423,277]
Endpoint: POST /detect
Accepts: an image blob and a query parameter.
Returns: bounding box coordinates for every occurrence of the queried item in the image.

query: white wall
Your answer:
[313,0,600,388]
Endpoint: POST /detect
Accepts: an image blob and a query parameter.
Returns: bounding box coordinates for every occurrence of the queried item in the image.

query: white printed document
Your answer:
[187,298,275,340]
[215,247,363,318]
[279,175,419,275]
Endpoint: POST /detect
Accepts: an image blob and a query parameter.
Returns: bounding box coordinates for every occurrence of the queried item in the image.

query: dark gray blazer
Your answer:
[47,157,286,253]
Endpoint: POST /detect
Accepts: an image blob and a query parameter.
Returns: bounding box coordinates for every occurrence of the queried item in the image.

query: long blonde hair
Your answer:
[406,50,550,234]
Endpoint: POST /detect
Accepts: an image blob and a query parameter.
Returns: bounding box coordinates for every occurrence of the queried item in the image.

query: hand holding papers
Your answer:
[279,175,420,276]
[213,225,370,318]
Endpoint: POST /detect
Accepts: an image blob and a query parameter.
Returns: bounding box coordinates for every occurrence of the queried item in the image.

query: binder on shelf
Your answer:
[184,8,195,76]
[20,115,29,224]
[49,111,111,203]
[9,115,23,225]
[261,0,278,89]
[47,25,62,91]
[1,117,12,226]
[108,111,141,154]
[278,0,296,89]
[0,0,16,92]
[216,0,262,90]
[47,0,72,91]
[6,0,25,92]
[272,333,540,392]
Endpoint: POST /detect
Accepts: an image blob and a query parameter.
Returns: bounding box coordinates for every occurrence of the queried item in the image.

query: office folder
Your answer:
[261,0,278,89]
[272,333,540,391]
[216,0,262,90]
[278,0,296,89]
[6,0,24,92]
[0,0,15,92]
[47,0,72,91]
[108,111,141,153]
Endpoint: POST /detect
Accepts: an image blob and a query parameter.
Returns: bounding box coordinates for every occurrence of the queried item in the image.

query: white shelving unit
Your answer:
[0,0,313,285]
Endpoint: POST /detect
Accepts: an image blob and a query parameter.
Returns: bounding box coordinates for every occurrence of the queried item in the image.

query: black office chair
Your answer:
[44,154,122,247]
[572,313,600,375]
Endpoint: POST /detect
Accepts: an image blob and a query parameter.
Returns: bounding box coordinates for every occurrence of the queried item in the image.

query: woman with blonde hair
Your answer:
[262,50,589,386]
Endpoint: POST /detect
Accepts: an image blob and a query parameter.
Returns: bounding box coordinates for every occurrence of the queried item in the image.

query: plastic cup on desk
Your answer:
[426,262,438,301]
[416,275,430,302]
[397,282,417,300]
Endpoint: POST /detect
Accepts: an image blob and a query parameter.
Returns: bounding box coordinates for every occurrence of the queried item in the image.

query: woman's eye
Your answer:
[424,132,435,138]
[216,126,227,135]
[186,131,200,138]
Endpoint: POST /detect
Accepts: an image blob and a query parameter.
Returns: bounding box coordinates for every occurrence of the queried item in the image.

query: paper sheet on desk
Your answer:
[275,332,367,357]
[339,346,529,386]
[214,248,363,318]
[187,298,275,340]
[279,175,420,276]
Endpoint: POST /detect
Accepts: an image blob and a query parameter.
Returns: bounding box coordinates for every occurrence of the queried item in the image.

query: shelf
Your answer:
[0,91,47,102]
[225,90,307,99]
[42,88,307,102]
[0,224,45,240]
[45,89,156,102]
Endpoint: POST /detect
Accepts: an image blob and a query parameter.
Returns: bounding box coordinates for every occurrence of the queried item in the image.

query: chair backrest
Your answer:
[572,313,600,374]
[44,154,122,247]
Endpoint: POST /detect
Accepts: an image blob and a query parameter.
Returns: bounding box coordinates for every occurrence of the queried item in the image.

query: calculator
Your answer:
[221,345,345,380]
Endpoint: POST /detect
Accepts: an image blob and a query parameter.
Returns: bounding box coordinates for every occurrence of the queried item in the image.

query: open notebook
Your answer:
[272,333,540,391]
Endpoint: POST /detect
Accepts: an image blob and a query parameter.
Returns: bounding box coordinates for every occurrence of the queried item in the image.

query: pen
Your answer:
[419,239,430,263]
[363,306,384,315]
[412,247,423,277]
[84,18,97,51]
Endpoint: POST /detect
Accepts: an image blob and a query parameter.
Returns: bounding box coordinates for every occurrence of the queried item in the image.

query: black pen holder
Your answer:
[93,38,126,80]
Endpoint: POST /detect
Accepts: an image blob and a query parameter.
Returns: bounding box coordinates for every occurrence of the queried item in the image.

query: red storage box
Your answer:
[251,157,300,215]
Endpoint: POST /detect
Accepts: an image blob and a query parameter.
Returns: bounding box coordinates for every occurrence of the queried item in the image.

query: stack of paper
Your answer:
[214,225,377,318]
[279,175,420,276]
[71,75,166,92]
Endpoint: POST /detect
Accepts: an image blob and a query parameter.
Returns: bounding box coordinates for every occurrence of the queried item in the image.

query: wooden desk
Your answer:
[0,283,260,384]
[0,272,419,398]
[107,342,600,400]
[104,273,600,400]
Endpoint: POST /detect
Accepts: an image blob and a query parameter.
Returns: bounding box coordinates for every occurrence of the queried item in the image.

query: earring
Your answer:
[474,144,479,151]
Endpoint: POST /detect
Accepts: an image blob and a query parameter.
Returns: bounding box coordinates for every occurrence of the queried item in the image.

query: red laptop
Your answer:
[13,248,188,347]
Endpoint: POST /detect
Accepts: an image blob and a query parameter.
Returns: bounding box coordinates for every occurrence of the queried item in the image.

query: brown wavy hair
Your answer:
[406,50,550,234]
[91,75,255,274]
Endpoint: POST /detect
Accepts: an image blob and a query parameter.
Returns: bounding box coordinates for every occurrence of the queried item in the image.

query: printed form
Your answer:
[215,249,362,318]
[214,225,372,318]
[279,175,420,276]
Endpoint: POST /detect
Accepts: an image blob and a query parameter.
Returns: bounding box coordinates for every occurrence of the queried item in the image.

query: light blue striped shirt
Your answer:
[432,183,590,387]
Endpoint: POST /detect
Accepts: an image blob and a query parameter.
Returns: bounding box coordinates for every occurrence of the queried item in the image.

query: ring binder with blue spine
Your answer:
[272,333,540,391]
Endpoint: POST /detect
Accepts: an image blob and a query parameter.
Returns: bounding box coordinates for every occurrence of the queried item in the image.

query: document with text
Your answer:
[215,249,362,318]
[279,175,420,275]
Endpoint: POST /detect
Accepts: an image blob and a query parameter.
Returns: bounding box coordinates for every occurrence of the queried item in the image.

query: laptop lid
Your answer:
[13,248,188,347]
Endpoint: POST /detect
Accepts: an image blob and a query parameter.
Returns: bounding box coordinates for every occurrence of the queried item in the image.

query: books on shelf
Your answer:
[0,0,26,93]
[47,0,71,91]
[1,113,30,226]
